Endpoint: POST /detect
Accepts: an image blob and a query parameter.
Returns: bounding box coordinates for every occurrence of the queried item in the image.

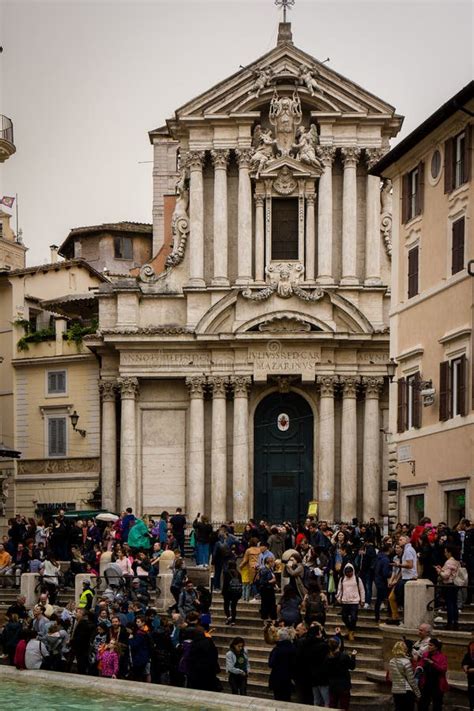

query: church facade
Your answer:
[89,23,402,524]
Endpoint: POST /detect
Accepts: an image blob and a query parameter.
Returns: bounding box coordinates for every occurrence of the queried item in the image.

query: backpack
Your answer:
[228,576,243,598]
[305,594,325,620]
[454,563,469,587]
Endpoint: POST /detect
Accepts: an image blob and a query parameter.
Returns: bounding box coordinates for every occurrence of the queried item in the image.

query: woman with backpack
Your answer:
[435,545,462,629]
[336,563,365,642]
[301,581,328,627]
[388,640,421,711]
[222,560,242,626]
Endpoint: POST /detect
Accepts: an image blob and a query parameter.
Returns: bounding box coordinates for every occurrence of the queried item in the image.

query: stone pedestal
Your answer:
[20,573,40,607]
[156,573,174,612]
[75,574,97,607]
[402,578,434,628]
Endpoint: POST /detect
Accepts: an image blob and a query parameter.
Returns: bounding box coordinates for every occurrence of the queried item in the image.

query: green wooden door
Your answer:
[254,392,313,522]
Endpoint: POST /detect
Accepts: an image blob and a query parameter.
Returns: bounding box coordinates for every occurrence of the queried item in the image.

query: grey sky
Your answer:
[1,0,472,265]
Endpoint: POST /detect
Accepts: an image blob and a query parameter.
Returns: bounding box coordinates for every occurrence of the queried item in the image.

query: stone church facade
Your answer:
[89,23,402,524]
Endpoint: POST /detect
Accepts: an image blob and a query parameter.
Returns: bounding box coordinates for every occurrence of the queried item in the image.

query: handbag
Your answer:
[189,530,196,548]
[327,571,336,594]
[454,564,468,587]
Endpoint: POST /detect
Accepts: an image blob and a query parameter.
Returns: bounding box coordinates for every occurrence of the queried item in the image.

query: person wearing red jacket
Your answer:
[417,638,449,711]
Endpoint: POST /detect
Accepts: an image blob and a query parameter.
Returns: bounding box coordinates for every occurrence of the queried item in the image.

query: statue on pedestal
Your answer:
[248,66,274,98]
[250,127,278,178]
[298,65,323,97]
[292,124,324,169]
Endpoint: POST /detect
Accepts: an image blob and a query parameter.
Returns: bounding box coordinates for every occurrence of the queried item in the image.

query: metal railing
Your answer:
[0,114,14,145]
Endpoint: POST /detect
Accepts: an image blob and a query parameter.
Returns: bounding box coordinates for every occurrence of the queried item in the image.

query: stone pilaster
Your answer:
[208,375,228,523]
[305,193,316,282]
[340,376,358,522]
[211,150,230,286]
[187,151,206,287]
[236,149,253,284]
[230,375,252,522]
[317,147,336,284]
[317,375,337,521]
[254,194,265,282]
[365,149,385,285]
[341,147,361,285]
[118,377,139,512]
[99,380,118,512]
[185,376,206,518]
[362,376,384,520]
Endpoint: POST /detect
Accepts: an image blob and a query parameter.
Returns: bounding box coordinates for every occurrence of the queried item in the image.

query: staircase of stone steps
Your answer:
[209,599,390,706]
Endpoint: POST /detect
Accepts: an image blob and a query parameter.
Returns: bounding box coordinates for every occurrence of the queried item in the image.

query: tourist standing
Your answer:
[324,637,357,710]
[461,634,474,711]
[435,545,461,629]
[222,560,242,626]
[226,636,249,695]
[336,563,365,641]
[268,627,296,702]
[417,638,449,711]
[193,514,213,568]
[239,537,262,602]
[374,543,392,623]
[388,641,421,710]
[170,508,186,558]
[259,556,277,623]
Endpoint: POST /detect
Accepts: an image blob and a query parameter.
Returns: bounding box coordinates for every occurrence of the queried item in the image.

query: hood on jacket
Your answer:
[343,563,355,575]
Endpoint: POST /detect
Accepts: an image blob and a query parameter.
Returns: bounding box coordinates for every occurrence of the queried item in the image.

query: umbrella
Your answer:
[96,512,119,522]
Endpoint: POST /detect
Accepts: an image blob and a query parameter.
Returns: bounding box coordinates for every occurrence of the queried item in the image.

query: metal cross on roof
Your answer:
[275,0,295,23]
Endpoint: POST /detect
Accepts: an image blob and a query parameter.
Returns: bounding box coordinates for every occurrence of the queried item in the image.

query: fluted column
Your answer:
[99,380,117,512]
[236,149,253,284]
[317,147,336,284]
[187,151,206,287]
[362,376,383,520]
[254,194,265,282]
[340,376,358,522]
[318,375,337,521]
[118,377,139,512]
[231,375,251,522]
[209,376,228,523]
[185,376,206,518]
[211,150,230,286]
[365,149,385,286]
[341,147,361,285]
[305,192,316,281]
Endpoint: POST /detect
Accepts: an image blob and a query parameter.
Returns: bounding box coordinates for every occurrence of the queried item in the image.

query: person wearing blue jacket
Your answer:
[374,543,392,623]
[128,617,152,681]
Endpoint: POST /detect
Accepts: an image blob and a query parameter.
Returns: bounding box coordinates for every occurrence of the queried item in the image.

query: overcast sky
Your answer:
[1,0,472,265]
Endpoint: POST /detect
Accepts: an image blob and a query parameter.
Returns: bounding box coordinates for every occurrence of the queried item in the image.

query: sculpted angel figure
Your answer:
[298,64,322,97]
[292,124,324,169]
[172,169,189,225]
[381,178,393,213]
[248,66,273,98]
[250,128,277,178]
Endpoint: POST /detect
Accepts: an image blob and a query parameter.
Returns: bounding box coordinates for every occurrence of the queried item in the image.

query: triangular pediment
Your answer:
[258,155,322,178]
[173,39,399,122]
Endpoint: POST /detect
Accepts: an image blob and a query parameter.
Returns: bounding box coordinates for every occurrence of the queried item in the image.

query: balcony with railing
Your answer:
[0,114,15,162]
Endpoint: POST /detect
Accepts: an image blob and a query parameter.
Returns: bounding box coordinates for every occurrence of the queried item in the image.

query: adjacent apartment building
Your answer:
[373,81,473,526]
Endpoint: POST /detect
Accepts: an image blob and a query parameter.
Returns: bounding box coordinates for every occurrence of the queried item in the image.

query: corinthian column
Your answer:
[211,150,230,286]
[254,194,265,282]
[365,149,385,285]
[187,151,206,287]
[231,375,251,522]
[99,380,117,512]
[362,376,383,520]
[340,376,358,522]
[318,375,337,521]
[209,376,228,523]
[341,147,361,285]
[317,147,336,284]
[236,149,253,284]
[118,377,139,512]
[185,376,206,518]
[305,192,316,282]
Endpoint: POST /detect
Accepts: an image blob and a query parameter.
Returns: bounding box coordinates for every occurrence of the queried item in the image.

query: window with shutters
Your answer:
[407,246,419,299]
[402,163,424,223]
[48,417,67,457]
[439,355,467,420]
[445,128,471,193]
[397,378,407,433]
[114,236,133,260]
[406,372,421,430]
[271,198,299,260]
[47,370,67,395]
[451,217,465,274]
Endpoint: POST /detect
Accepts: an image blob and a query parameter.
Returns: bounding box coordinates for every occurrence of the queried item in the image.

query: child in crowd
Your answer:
[225,636,249,695]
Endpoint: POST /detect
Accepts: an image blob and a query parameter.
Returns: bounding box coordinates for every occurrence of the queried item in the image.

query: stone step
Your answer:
[216,650,382,675]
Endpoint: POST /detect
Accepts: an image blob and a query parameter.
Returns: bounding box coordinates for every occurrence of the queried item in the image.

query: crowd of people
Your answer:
[0,508,473,709]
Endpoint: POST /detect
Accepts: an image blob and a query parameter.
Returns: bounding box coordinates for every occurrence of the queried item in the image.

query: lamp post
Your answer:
[69,410,86,438]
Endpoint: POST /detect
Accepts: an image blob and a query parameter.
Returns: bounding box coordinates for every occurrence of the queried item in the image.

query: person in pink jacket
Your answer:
[417,638,449,711]
[336,563,365,642]
[99,640,120,678]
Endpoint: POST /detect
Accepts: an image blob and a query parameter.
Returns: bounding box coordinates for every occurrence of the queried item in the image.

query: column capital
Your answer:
[365,147,386,170]
[317,146,336,166]
[186,375,206,398]
[230,375,252,397]
[341,146,361,167]
[306,192,316,206]
[117,377,139,399]
[340,376,358,398]
[362,376,384,398]
[254,193,265,207]
[211,149,230,169]
[98,379,117,402]
[236,148,253,169]
[317,375,338,397]
[186,150,206,171]
[207,375,228,398]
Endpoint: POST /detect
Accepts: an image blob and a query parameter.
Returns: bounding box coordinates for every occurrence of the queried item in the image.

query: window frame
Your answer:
[454,131,466,189]
[113,235,134,260]
[451,216,465,275]
[46,369,67,397]
[271,197,300,261]
[451,356,464,417]
[46,415,68,458]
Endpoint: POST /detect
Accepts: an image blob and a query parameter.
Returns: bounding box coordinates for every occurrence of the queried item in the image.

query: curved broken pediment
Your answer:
[236,312,329,334]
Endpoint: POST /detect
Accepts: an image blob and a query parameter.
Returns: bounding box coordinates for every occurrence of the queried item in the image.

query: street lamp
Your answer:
[386,357,398,382]
[69,410,86,438]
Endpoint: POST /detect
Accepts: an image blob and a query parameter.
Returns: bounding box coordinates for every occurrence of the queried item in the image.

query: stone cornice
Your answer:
[98,326,192,336]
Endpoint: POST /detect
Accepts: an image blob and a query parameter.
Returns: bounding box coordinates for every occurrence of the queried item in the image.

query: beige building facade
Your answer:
[373,82,474,526]
[89,24,403,524]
